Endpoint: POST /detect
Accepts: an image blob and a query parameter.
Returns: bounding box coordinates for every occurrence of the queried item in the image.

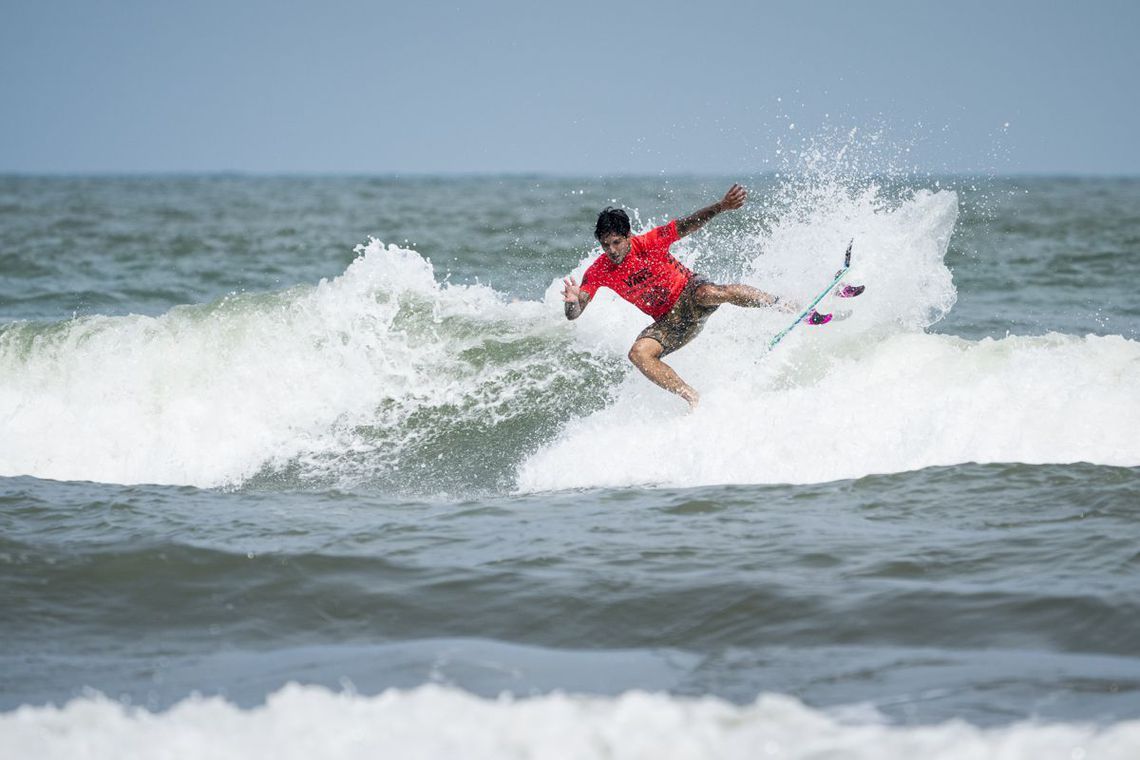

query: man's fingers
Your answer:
[562,276,580,303]
[723,184,747,208]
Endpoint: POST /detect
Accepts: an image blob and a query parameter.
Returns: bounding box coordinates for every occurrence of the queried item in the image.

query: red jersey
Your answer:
[580,220,692,319]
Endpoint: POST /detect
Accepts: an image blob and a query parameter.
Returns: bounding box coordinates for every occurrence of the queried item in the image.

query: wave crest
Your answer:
[5,684,1138,760]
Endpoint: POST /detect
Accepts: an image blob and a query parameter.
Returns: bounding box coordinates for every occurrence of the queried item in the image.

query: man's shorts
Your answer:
[637,277,719,356]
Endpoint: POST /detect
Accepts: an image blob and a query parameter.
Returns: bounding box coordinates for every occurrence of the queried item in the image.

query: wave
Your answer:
[2,183,1137,491]
[4,684,1138,760]
[0,241,606,490]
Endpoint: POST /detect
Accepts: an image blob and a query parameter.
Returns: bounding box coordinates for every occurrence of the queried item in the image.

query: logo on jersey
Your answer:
[624,268,652,288]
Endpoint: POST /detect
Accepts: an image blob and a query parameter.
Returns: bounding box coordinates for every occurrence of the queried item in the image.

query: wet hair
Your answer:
[594,207,631,240]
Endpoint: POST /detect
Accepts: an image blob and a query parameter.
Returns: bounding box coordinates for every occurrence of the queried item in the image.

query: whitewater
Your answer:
[2,184,1137,490]
[7,684,1140,760]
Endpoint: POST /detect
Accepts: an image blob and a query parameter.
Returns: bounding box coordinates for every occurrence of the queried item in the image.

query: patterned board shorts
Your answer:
[637,277,720,356]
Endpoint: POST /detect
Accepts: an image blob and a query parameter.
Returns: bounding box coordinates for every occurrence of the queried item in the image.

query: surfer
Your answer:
[563,184,793,409]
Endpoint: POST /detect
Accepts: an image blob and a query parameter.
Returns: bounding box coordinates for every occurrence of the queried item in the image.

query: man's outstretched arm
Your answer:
[676,183,747,238]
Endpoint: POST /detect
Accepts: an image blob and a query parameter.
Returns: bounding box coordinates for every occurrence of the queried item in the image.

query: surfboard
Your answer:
[768,240,862,349]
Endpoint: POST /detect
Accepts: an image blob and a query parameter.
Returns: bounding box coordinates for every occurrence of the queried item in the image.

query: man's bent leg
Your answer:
[694,283,780,308]
[628,338,699,409]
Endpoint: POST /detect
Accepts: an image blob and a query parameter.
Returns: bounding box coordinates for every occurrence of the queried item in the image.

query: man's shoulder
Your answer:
[632,220,679,252]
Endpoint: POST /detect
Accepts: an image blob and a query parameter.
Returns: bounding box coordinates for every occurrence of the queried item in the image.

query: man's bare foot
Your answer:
[679,386,700,410]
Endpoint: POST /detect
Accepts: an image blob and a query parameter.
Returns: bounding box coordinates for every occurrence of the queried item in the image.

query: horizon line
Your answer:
[2,169,1139,181]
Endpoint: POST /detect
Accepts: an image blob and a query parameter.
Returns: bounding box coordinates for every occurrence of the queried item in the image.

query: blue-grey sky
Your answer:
[2,0,1137,175]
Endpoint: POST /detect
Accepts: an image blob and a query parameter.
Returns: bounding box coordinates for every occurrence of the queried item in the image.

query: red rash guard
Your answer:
[580,220,692,319]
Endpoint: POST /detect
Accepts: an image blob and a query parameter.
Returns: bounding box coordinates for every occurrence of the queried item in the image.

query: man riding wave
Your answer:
[562,184,796,409]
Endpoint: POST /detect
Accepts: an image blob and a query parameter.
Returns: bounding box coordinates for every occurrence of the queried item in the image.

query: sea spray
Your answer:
[518,184,1140,490]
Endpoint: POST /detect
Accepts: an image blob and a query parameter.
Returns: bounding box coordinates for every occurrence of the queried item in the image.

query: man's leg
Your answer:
[694,283,782,309]
[628,337,700,409]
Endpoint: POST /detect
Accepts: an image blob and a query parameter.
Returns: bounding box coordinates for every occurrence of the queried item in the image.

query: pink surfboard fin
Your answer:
[804,309,833,326]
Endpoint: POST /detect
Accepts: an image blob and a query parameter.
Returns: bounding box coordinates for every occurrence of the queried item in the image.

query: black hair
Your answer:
[594,207,631,240]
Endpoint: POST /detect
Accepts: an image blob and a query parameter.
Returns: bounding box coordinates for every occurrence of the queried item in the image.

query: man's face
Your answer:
[598,232,632,264]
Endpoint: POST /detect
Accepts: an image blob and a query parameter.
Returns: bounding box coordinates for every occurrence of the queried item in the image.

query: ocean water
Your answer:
[1,172,1139,758]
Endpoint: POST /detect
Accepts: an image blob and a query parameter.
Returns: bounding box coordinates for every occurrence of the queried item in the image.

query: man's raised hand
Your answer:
[677,184,747,237]
[719,183,747,211]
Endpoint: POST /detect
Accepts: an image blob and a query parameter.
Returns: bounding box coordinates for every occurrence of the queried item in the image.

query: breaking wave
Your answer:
[2,183,1137,491]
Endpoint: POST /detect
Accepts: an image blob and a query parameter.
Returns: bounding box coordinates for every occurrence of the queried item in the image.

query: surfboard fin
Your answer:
[835,283,865,298]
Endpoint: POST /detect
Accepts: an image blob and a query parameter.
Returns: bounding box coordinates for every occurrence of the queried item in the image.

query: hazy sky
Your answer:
[2,0,1137,175]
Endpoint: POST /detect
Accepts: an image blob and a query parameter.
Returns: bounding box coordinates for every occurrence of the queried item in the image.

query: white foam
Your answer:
[516,331,1140,490]
[4,684,1138,760]
[518,187,1140,491]
[0,240,547,487]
